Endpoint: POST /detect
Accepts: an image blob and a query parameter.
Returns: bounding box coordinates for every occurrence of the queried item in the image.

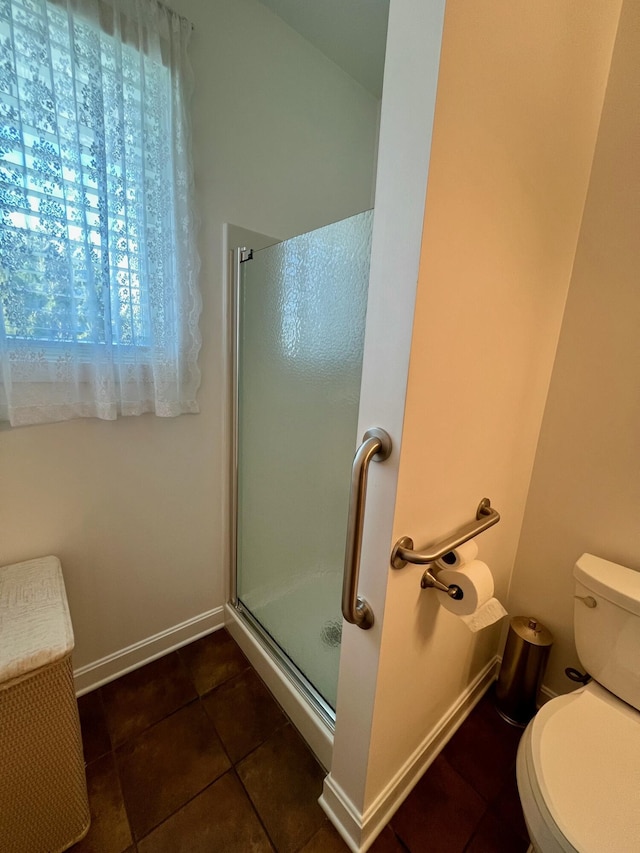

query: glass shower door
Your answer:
[236,210,373,712]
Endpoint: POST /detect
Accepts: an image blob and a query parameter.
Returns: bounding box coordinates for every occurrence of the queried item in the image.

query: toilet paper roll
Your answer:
[435,560,495,616]
[460,598,508,632]
[435,540,479,570]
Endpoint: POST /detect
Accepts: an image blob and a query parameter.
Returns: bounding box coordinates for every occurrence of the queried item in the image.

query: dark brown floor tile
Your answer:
[298,822,351,852]
[179,628,249,695]
[488,771,529,843]
[369,825,410,852]
[237,723,326,853]
[137,771,273,853]
[72,641,524,853]
[117,701,230,840]
[70,753,132,853]
[101,653,197,746]
[442,689,523,802]
[201,667,287,762]
[464,810,529,853]
[482,685,524,744]
[391,754,486,853]
[78,690,111,764]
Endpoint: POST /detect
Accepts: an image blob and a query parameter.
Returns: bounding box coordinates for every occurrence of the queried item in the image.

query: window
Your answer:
[0,0,201,426]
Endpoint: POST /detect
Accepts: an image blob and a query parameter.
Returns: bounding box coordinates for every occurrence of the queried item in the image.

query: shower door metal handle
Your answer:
[342,428,392,630]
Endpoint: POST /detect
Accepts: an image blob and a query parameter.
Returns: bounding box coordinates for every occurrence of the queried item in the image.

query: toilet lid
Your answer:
[531,683,640,852]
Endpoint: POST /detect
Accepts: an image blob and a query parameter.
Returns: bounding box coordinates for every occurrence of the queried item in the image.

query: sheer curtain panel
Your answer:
[0,0,201,426]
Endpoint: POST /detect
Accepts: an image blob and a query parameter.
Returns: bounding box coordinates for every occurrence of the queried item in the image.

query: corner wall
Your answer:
[365,0,621,813]
[508,0,640,697]
[0,0,380,680]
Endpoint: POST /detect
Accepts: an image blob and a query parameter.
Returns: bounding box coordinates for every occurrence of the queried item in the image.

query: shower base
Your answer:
[225,570,342,769]
[238,569,342,709]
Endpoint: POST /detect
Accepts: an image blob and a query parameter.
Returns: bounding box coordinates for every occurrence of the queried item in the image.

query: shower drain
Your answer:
[321,620,342,648]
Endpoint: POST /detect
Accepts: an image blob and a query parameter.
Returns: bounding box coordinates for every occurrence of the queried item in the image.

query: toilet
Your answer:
[516,553,640,852]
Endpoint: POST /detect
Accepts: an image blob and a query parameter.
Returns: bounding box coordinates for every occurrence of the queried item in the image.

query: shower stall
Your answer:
[228,210,373,747]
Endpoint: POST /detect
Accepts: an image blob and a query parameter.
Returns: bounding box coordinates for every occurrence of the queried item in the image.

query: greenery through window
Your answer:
[0,0,201,427]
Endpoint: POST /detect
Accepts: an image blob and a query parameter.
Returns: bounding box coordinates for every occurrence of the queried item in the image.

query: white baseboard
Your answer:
[320,656,500,852]
[538,683,558,705]
[73,606,225,696]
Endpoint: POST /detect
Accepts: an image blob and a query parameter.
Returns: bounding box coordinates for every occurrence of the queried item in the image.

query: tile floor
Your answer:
[71,628,530,852]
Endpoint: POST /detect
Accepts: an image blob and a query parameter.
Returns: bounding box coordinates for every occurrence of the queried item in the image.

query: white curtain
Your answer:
[0,0,201,426]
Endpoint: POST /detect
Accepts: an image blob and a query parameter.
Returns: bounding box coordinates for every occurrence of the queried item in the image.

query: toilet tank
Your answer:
[574,553,640,711]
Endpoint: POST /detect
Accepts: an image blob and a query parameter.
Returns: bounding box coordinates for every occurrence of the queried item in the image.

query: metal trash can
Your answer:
[495,616,553,727]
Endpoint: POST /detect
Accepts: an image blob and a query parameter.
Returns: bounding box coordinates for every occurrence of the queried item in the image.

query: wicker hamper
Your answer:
[0,556,90,852]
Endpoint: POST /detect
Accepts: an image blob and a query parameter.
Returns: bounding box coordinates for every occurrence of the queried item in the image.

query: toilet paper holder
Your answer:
[390,498,501,597]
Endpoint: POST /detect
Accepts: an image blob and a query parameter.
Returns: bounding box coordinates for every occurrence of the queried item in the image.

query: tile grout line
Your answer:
[232,763,280,852]
[114,643,287,849]
[78,633,528,853]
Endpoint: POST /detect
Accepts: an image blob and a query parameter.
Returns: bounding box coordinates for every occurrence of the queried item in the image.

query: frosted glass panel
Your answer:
[237,210,372,710]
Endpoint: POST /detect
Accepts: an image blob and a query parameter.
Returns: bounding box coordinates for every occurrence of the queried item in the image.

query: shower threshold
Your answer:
[225,601,335,769]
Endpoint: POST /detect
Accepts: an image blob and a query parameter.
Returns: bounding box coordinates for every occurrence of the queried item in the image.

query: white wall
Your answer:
[508,0,640,697]
[0,0,380,675]
[365,0,621,812]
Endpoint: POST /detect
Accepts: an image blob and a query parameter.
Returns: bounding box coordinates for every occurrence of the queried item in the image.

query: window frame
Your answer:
[0,0,176,359]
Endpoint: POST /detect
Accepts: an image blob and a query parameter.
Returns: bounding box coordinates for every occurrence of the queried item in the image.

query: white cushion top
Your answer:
[0,556,74,684]
[531,682,640,852]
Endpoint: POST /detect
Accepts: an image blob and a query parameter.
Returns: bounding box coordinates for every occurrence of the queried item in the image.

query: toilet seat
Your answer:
[517,682,640,852]
[517,724,576,853]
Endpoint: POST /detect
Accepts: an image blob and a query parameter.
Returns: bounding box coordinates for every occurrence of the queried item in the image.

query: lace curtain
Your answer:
[0,0,201,426]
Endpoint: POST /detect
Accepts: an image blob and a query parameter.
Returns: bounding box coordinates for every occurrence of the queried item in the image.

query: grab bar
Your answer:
[342,428,392,630]
[390,498,500,571]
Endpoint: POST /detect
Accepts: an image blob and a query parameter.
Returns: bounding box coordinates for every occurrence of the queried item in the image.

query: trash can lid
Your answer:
[510,615,554,646]
[0,556,74,685]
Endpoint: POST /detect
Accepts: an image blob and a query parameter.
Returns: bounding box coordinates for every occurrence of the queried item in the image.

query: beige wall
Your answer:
[509,0,640,697]
[0,0,380,672]
[363,0,622,802]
